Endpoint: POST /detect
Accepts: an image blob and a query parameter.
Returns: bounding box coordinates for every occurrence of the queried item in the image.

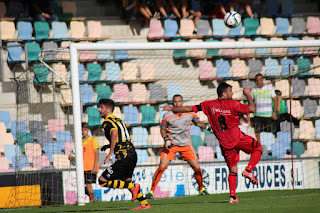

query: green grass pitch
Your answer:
[5,189,320,213]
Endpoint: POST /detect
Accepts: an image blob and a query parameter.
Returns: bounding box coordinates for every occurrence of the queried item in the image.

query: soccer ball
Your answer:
[224,11,241,28]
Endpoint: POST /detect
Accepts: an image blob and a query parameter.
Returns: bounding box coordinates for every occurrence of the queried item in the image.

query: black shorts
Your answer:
[101,150,137,181]
[251,116,276,133]
[84,171,97,184]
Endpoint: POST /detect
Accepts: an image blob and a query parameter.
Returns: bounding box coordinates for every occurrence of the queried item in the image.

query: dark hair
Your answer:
[275,90,282,96]
[98,99,115,112]
[173,94,183,101]
[217,83,232,97]
[82,122,89,129]
[255,73,263,79]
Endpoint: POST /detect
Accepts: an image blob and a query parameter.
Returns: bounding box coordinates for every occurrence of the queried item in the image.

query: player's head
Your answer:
[82,122,90,137]
[98,99,115,118]
[173,94,184,107]
[255,74,264,88]
[217,82,233,100]
[275,90,282,96]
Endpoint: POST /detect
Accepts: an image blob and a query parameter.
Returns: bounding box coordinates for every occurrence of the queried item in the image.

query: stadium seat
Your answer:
[60,41,71,60]
[150,126,163,146]
[173,40,186,58]
[34,21,50,40]
[42,42,59,61]
[291,17,306,34]
[10,121,27,140]
[271,143,290,158]
[148,19,162,38]
[287,100,303,118]
[204,130,219,150]
[166,83,181,100]
[190,125,201,136]
[164,19,178,36]
[87,21,102,38]
[180,19,194,36]
[266,0,280,16]
[0,133,14,153]
[33,63,49,83]
[244,18,259,35]
[34,131,54,147]
[0,156,14,172]
[0,111,11,130]
[265,58,279,76]
[277,131,291,146]
[307,16,320,34]
[196,19,210,36]
[313,57,320,75]
[303,99,317,117]
[77,64,86,81]
[53,154,71,169]
[32,155,50,170]
[270,37,286,55]
[136,149,148,165]
[123,106,139,124]
[113,84,130,102]
[281,0,294,16]
[302,37,317,55]
[260,18,274,35]
[132,127,148,146]
[17,21,33,39]
[141,105,156,124]
[302,141,320,157]
[11,155,30,171]
[275,18,290,34]
[16,132,33,152]
[52,21,69,38]
[4,144,21,164]
[140,62,155,80]
[226,80,241,99]
[29,120,45,137]
[238,38,253,55]
[292,142,305,158]
[26,42,41,61]
[114,41,128,59]
[199,60,214,79]
[308,78,320,96]
[222,38,236,56]
[228,22,242,36]
[96,85,112,102]
[275,79,289,97]
[25,143,42,161]
[255,38,268,55]
[0,21,15,40]
[70,21,85,38]
[231,59,247,77]
[241,80,256,89]
[248,58,262,76]
[205,39,219,56]
[260,132,275,151]
[7,42,23,62]
[149,83,165,101]
[105,62,121,81]
[216,145,224,161]
[56,130,73,150]
[281,58,295,76]
[60,85,73,106]
[198,146,214,162]
[79,41,97,60]
[189,39,205,57]
[280,121,295,133]
[287,37,300,55]
[291,78,305,96]
[80,85,94,103]
[299,120,314,139]
[212,19,226,35]
[216,59,230,77]
[64,142,75,156]
[87,63,102,82]
[121,62,138,80]
[97,41,111,60]
[315,120,320,138]
[131,84,148,102]
[297,57,311,75]
[190,135,203,154]
[87,107,102,127]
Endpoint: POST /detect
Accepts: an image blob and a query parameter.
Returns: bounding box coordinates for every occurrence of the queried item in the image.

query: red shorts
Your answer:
[220,135,261,168]
[160,145,198,161]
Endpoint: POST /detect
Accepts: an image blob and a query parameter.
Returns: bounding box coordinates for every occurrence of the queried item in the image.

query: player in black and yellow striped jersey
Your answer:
[98,99,151,210]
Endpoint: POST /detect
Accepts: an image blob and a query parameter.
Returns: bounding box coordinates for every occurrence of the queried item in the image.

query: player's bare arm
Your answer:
[195,121,214,133]
[271,96,278,120]
[92,148,99,173]
[243,88,255,113]
[162,104,193,113]
[104,129,117,164]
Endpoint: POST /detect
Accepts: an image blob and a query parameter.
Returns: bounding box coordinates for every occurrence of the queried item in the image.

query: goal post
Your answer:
[70,39,320,206]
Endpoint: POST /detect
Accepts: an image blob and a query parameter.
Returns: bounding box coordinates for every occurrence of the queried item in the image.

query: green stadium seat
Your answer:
[244,18,259,35]
[173,40,186,58]
[297,58,311,75]
[87,63,102,82]
[205,39,219,56]
[141,105,156,124]
[96,85,112,102]
[292,142,305,158]
[34,21,50,39]
[87,107,102,127]
[26,42,41,61]
[16,132,33,152]
[33,63,49,83]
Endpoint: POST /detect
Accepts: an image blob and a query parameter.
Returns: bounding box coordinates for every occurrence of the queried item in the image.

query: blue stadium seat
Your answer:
[166,83,181,100]
[56,130,73,150]
[123,106,139,124]
[4,144,22,164]
[17,21,33,39]
[265,58,279,76]
[97,41,112,59]
[212,19,226,35]
[11,155,30,171]
[52,21,68,38]
[78,64,85,81]
[315,120,320,138]
[204,130,219,151]
[276,131,291,146]
[80,85,94,103]
[114,41,128,59]
[136,149,148,165]
[255,38,268,55]
[105,62,121,81]
[10,121,27,140]
[260,132,275,151]
[159,104,169,122]
[271,143,290,158]
[190,135,203,154]
[287,37,300,55]
[7,42,23,62]
[164,19,178,36]
[44,142,62,162]
[190,125,201,136]
[216,60,230,77]
[228,22,242,35]
[132,127,148,146]
[216,145,224,161]
[0,111,11,130]
[281,58,295,76]
[276,18,290,34]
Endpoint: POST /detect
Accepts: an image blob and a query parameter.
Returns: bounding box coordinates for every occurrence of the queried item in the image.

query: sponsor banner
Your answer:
[62,161,304,203]
[0,185,41,208]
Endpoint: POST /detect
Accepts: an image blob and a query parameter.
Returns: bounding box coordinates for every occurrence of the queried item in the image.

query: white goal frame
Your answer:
[70,39,320,206]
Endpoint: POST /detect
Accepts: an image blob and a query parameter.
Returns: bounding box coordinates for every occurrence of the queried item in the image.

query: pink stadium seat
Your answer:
[199,60,214,79]
[0,156,14,172]
[312,57,320,75]
[131,83,148,102]
[150,126,163,146]
[189,39,205,57]
[222,38,236,56]
[87,21,102,38]
[64,141,75,156]
[286,100,303,118]
[78,41,97,60]
[307,16,320,34]
[0,122,6,134]
[32,155,50,170]
[60,41,70,60]
[139,62,155,80]
[270,37,286,55]
[113,84,130,102]
[180,19,194,36]
[231,59,247,77]
[121,62,138,80]
[48,119,65,138]
[25,143,42,163]
[282,154,297,158]
[299,120,314,139]
[147,19,162,39]
[0,133,14,153]
[308,78,320,96]
[302,37,317,54]
[238,38,254,55]
[198,146,214,162]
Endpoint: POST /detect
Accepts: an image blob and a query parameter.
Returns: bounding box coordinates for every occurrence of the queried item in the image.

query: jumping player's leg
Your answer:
[186,159,208,195]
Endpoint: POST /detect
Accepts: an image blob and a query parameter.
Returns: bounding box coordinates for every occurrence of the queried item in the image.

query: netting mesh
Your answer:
[3,40,320,207]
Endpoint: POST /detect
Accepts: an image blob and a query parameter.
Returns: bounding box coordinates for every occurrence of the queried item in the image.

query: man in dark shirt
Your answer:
[98,99,151,210]
[30,0,58,22]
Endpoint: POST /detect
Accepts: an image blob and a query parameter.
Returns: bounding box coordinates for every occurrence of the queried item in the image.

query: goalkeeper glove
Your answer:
[206,125,214,134]
[163,136,172,149]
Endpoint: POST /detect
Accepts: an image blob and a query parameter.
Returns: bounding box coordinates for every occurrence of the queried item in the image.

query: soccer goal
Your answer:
[9,39,320,208]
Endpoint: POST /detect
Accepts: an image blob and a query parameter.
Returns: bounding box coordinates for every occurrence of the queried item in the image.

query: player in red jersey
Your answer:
[162,82,263,203]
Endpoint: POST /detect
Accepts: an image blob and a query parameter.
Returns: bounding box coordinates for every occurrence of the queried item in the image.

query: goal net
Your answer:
[6,39,320,207]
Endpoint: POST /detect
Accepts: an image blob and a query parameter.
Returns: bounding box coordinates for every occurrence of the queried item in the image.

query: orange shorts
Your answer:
[160,145,198,161]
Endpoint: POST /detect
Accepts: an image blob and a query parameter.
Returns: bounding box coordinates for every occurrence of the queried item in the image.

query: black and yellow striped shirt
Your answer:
[102,114,134,160]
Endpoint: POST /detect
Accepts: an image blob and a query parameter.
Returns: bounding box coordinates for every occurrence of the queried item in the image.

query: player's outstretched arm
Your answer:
[161,104,193,113]
[243,88,255,113]
[195,121,214,133]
